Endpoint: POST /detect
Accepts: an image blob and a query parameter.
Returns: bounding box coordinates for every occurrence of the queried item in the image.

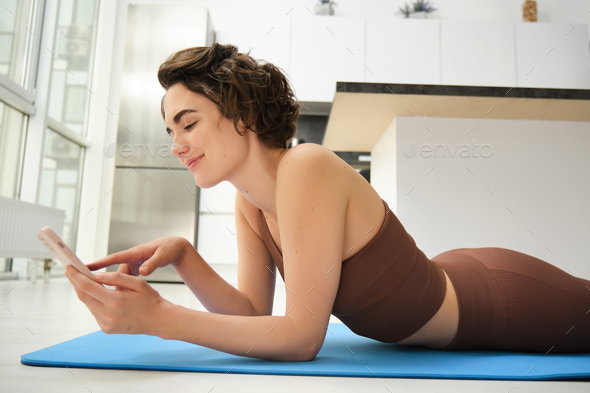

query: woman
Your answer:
[65,43,590,361]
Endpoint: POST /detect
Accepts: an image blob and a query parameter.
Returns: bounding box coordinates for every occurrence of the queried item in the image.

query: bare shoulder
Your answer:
[238,143,368,238]
[237,144,341,237]
[275,143,377,218]
[279,144,387,262]
[279,143,338,164]
[277,143,354,187]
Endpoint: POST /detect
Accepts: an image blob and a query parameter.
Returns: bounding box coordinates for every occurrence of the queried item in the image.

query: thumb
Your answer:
[139,248,166,276]
[139,253,164,276]
[139,263,152,276]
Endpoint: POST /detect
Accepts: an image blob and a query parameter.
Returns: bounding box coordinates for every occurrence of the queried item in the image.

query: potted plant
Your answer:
[396,0,437,19]
[315,0,338,16]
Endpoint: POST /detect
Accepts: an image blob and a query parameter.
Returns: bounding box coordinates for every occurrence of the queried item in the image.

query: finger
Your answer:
[85,252,138,271]
[84,254,117,270]
[71,281,105,311]
[86,244,153,271]
[117,263,131,275]
[67,266,110,304]
[116,264,136,291]
[95,272,143,293]
[122,263,141,277]
[66,265,105,287]
[67,271,112,331]
[66,268,106,311]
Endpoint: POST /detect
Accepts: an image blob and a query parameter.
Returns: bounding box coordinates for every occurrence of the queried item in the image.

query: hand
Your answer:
[64,265,173,336]
[85,237,191,278]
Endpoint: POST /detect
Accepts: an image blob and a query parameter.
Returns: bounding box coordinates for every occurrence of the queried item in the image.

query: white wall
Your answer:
[371,119,398,213]
[372,116,590,280]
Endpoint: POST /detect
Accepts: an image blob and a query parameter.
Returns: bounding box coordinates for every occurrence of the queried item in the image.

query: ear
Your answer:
[160,94,166,120]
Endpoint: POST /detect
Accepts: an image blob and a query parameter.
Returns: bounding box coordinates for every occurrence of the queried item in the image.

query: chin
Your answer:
[193,176,221,189]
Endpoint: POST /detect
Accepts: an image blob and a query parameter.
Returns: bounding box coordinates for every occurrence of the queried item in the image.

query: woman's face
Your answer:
[164,82,250,188]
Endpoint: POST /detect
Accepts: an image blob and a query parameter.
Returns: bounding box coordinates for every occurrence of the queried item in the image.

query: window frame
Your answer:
[0,0,44,110]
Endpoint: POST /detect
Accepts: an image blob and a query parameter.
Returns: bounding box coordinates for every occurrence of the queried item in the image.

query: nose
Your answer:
[170,139,191,158]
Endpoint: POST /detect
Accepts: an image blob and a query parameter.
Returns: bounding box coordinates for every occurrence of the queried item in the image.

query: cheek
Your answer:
[183,131,202,153]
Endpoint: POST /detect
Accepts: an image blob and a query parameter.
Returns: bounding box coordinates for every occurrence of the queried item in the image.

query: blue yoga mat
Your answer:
[21,323,590,380]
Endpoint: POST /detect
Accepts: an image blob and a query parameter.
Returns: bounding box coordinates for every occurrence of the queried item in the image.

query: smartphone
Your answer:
[37,226,104,286]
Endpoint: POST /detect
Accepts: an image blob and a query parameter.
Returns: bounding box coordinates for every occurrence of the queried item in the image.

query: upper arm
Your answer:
[235,190,277,316]
[276,145,349,358]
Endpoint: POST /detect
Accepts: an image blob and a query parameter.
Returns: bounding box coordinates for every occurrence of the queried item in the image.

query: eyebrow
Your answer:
[166,106,197,133]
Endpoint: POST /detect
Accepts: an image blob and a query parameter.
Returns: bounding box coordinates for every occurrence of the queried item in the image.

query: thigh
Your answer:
[444,247,590,353]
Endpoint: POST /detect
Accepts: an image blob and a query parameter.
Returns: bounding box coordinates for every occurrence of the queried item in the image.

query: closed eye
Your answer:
[166,121,197,137]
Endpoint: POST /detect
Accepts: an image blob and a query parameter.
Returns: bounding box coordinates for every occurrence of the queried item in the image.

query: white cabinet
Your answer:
[216,16,590,104]
[366,19,440,85]
[441,21,516,87]
[197,181,238,265]
[515,23,590,89]
[290,15,365,102]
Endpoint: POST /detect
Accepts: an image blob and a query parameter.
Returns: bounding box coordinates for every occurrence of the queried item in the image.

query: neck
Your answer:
[227,139,287,218]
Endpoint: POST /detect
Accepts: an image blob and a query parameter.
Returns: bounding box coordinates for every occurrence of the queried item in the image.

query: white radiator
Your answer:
[0,196,66,259]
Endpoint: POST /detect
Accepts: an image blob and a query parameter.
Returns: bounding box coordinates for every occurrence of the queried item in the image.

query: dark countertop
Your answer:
[336,82,590,100]
[323,82,590,152]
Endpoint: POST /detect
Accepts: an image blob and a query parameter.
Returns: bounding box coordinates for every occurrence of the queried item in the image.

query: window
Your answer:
[0,0,36,89]
[0,0,100,276]
[47,0,99,136]
[35,0,99,251]
[0,0,38,274]
[0,101,26,198]
[37,128,84,249]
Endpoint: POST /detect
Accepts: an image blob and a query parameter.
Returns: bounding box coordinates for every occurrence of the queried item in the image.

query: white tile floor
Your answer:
[1,265,588,392]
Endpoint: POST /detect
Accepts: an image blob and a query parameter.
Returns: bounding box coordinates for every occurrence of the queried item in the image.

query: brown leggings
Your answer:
[431,247,590,353]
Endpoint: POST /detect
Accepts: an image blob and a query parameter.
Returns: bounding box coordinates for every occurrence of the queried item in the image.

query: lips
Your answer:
[185,154,204,168]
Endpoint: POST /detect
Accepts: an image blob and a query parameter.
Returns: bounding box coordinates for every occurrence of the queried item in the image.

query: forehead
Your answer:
[164,84,195,110]
[164,84,210,121]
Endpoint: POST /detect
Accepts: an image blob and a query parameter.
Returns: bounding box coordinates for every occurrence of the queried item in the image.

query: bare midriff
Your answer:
[395,268,459,349]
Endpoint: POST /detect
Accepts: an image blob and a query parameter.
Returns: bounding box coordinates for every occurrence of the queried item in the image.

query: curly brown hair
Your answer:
[157,43,300,150]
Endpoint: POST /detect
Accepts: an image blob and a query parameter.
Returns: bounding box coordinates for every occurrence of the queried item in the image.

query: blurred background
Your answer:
[1,0,589,283]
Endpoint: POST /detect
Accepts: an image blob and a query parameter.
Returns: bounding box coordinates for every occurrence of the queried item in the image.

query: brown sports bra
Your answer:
[257,198,447,343]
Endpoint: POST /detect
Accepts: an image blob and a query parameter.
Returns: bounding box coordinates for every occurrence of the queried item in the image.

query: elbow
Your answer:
[301,348,320,362]
[272,341,318,362]
[283,318,324,361]
[297,340,322,362]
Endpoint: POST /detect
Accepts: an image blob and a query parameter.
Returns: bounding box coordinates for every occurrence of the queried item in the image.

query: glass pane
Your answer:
[38,128,83,251]
[47,0,98,136]
[0,100,26,198]
[0,0,34,88]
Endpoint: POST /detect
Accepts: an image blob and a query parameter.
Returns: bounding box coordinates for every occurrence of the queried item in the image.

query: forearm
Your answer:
[173,244,257,316]
[154,301,314,362]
